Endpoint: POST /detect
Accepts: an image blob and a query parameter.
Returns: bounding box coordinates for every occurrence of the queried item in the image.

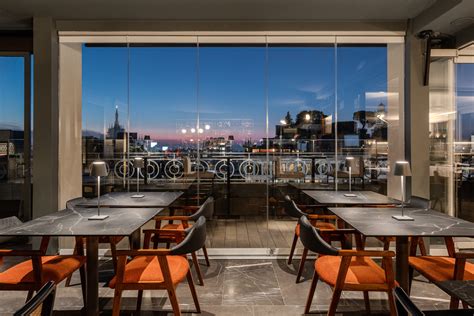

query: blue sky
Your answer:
[0,56,25,130]
[82,44,389,142]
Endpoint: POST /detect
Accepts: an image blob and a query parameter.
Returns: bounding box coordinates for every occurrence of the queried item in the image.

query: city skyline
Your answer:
[82,45,390,141]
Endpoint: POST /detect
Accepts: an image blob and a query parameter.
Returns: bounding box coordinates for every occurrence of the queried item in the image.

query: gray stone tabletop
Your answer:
[76,191,183,208]
[0,207,162,237]
[141,182,193,192]
[435,280,474,307]
[290,183,332,191]
[328,207,474,237]
[304,190,397,205]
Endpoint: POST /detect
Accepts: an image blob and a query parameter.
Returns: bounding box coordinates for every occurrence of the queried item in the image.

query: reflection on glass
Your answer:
[0,56,28,219]
[337,45,389,193]
[268,45,335,186]
[82,45,129,193]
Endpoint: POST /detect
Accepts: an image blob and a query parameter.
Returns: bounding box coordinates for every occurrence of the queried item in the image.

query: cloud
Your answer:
[0,122,22,131]
[356,61,366,71]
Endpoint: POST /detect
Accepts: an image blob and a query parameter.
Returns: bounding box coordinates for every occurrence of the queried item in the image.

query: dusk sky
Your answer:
[2,47,471,141]
[82,44,389,142]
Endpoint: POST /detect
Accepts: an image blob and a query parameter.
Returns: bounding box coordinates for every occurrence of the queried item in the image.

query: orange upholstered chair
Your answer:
[282,194,345,283]
[109,216,207,316]
[151,196,213,286]
[0,237,86,306]
[298,216,397,315]
[409,236,474,309]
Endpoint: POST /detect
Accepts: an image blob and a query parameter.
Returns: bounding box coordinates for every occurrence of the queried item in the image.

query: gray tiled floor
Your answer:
[0,255,457,315]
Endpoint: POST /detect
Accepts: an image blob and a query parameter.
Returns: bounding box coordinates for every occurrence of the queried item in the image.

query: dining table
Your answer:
[75,191,183,208]
[304,190,397,206]
[328,207,474,292]
[435,280,474,308]
[0,206,163,316]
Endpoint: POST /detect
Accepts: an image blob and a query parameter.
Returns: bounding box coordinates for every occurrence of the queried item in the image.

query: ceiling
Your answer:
[0,0,472,37]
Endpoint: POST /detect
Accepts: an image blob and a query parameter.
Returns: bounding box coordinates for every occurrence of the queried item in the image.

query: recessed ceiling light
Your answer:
[450,17,474,26]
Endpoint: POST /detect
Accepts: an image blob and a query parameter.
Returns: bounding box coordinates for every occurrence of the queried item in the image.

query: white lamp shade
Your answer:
[134,157,145,169]
[394,161,412,176]
[91,161,108,177]
[345,157,357,169]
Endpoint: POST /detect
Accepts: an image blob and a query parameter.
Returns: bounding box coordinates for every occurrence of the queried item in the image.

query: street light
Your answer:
[205,124,211,130]
[181,129,187,134]
[280,119,287,125]
[305,113,311,121]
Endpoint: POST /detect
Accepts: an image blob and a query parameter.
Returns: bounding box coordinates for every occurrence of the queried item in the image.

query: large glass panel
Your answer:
[0,55,30,221]
[82,45,129,194]
[336,45,390,194]
[128,45,199,196]
[198,45,267,248]
[455,63,474,221]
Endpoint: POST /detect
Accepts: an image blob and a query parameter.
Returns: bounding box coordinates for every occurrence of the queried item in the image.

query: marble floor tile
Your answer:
[222,261,284,305]
[0,258,462,315]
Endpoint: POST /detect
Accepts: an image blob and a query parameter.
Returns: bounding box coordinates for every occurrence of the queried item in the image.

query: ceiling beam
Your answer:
[455,23,474,48]
[412,0,462,33]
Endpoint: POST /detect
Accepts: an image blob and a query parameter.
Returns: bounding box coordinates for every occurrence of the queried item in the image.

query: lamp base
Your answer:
[392,215,414,221]
[131,194,145,198]
[88,215,109,220]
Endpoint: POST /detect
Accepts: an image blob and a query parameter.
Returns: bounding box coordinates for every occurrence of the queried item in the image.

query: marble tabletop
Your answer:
[304,190,396,205]
[290,183,332,191]
[135,182,193,192]
[436,280,474,307]
[76,191,183,208]
[0,207,162,237]
[328,207,474,237]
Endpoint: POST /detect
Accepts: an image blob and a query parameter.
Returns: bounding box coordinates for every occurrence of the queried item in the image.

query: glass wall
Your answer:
[429,58,474,221]
[79,36,404,249]
[0,54,31,220]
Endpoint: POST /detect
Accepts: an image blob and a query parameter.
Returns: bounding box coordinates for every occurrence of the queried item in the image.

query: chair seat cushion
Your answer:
[109,255,189,288]
[409,256,474,282]
[315,255,389,286]
[0,256,85,285]
[295,222,336,236]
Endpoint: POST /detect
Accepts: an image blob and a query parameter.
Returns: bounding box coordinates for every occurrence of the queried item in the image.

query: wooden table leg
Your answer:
[396,236,410,292]
[86,236,99,316]
[130,228,141,250]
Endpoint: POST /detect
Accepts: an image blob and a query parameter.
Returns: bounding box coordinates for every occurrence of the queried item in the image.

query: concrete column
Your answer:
[33,17,59,217]
[405,25,430,200]
[33,17,59,251]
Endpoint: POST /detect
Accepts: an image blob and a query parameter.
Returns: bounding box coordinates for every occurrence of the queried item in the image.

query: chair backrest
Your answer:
[14,281,56,316]
[66,197,88,210]
[189,197,214,221]
[393,287,425,316]
[283,195,307,219]
[408,196,430,209]
[298,216,339,256]
[171,216,207,255]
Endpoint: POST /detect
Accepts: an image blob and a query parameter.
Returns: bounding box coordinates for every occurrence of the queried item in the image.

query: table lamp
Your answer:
[132,157,145,198]
[89,161,109,220]
[345,157,357,192]
[392,160,413,221]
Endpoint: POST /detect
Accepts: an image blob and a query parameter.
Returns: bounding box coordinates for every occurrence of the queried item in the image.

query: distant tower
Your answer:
[107,105,125,139]
[377,102,386,116]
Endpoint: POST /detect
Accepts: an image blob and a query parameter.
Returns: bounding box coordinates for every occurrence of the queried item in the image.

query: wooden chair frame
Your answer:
[301,225,397,316]
[0,236,86,306]
[111,229,201,316]
[151,202,212,286]
[409,236,474,309]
